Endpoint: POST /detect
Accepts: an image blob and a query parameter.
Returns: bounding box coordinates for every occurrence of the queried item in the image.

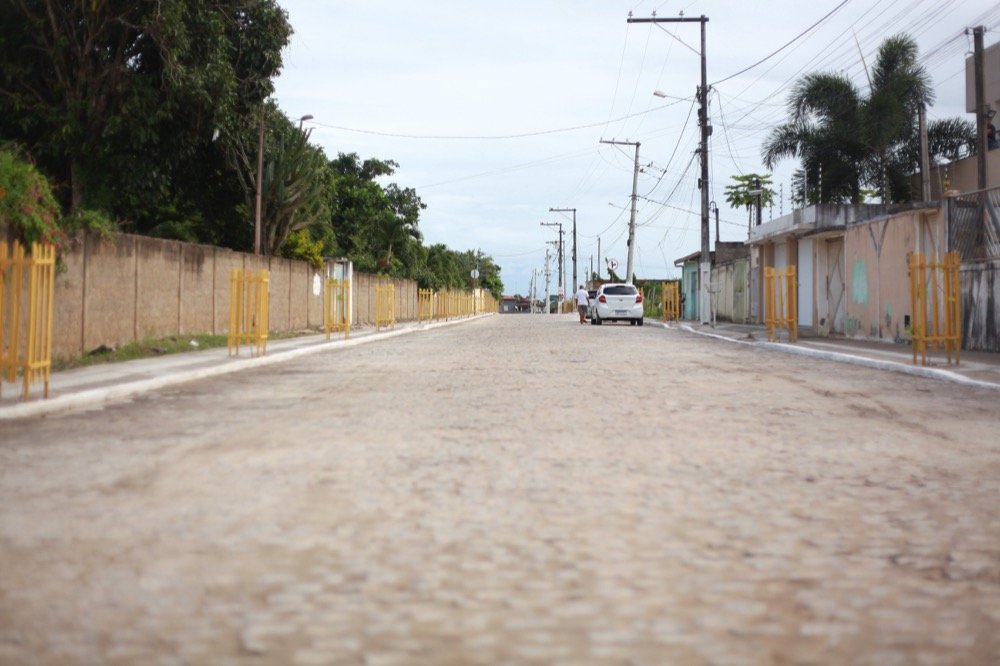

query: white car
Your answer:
[591,283,644,325]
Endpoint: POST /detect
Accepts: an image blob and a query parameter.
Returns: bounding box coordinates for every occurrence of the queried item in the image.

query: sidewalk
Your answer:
[0,317,486,421]
[666,319,1000,391]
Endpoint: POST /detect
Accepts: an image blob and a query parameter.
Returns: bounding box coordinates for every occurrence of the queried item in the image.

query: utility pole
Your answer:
[973,26,988,191]
[543,249,552,315]
[254,104,265,255]
[599,139,640,283]
[540,222,564,307]
[550,208,577,292]
[628,13,710,323]
[919,104,931,201]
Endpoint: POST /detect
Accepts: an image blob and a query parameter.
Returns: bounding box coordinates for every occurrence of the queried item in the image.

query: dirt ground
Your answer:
[1,314,998,664]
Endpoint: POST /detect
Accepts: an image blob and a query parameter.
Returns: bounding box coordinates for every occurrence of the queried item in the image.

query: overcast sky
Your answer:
[273,1,1000,296]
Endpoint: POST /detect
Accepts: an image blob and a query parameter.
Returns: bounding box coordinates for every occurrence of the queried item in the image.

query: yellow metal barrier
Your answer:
[228,268,269,357]
[419,288,492,321]
[375,279,395,330]
[325,278,351,340]
[764,265,798,342]
[909,252,961,366]
[660,281,681,321]
[418,288,434,322]
[0,241,56,400]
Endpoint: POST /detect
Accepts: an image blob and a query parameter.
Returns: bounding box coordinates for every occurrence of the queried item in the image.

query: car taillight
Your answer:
[598,295,607,303]
[635,293,643,304]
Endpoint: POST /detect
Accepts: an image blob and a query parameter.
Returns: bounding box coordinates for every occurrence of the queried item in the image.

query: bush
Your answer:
[0,148,64,249]
[279,229,325,269]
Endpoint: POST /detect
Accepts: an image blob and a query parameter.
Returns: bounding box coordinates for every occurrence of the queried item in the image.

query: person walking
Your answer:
[574,284,590,324]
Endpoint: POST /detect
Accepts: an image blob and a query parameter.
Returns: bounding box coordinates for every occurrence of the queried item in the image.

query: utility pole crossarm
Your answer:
[626,16,707,24]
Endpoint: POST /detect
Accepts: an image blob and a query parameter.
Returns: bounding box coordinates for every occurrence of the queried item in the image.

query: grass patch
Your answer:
[51,329,322,372]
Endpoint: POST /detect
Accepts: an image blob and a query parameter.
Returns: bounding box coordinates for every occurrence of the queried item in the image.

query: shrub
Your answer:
[279,229,325,269]
[0,148,65,250]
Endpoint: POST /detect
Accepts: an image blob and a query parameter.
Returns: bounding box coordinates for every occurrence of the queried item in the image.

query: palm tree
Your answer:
[762,72,867,204]
[762,34,971,205]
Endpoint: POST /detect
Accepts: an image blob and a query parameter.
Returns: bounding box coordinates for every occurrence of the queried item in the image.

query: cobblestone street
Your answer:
[1,315,998,664]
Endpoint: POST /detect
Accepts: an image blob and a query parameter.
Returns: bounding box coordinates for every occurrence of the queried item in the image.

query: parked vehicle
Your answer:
[591,283,643,325]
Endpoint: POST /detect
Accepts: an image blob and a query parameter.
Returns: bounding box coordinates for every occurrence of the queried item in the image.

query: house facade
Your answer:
[745,147,1000,351]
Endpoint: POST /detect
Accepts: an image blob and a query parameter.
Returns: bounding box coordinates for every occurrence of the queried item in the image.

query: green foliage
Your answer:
[763,34,968,205]
[0,148,64,249]
[279,229,326,269]
[0,3,505,297]
[724,174,776,226]
[64,208,118,239]
[0,0,291,231]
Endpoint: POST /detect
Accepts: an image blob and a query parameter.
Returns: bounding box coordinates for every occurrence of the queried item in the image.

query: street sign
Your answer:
[470,269,480,279]
[607,258,618,271]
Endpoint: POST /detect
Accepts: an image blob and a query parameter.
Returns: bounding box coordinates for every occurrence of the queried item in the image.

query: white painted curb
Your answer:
[672,322,1000,391]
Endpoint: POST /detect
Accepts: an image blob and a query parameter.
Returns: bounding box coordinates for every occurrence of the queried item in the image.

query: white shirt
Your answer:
[575,288,590,305]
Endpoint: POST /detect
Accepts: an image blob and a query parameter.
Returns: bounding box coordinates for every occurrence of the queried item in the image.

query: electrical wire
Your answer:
[310,99,686,141]
[710,0,853,87]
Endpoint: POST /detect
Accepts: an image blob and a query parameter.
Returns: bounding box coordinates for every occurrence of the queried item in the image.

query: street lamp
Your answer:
[298,114,314,130]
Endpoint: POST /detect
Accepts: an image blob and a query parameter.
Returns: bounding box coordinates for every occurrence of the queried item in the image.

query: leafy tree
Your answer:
[325,153,427,276]
[724,174,776,228]
[763,34,972,205]
[0,0,291,228]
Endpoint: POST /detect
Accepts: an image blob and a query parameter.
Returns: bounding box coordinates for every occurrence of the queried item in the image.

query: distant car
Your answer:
[591,283,643,325]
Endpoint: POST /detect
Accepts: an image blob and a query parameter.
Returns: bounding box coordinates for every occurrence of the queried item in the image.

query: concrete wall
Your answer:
[50,232,421,360]
[915,149,1000,198]
[842,209,945,342]
[710,259,750,323]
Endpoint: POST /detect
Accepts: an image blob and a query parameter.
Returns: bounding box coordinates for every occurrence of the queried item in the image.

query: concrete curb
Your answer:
[673,322,1000,391]
[0,314,493,421]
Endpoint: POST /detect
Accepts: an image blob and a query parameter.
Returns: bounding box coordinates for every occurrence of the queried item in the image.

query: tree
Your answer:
[762,34,971,205]
[762,72,866,204]
[724,174,776,228]
[324,154,428,275]
[0,0,291,224]
[225,104,331,255]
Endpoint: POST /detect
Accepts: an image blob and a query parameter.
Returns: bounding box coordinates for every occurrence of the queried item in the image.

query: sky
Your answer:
[272,0,1000,297]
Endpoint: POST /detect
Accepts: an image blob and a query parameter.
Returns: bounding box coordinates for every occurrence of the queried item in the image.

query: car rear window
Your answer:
[603,285,637,295]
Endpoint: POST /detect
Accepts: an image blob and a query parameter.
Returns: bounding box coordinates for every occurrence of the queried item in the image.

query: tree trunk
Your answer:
[70,160,83,212]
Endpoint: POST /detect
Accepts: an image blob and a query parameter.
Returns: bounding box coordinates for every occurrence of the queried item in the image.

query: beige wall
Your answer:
[50,232,420,360]
[918,149,1000,198]
[842,209,945,341]
[710,259,749,323]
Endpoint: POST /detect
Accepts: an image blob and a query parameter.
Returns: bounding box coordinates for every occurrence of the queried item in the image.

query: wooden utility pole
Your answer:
[550,208,577,292]
[254,104,265,255]
[919,104,931,201]
[973,26,988,191]
[599,140,640,283]
[628,14,710,322]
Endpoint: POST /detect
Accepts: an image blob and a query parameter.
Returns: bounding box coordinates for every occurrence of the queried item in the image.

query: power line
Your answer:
[710,0,853,86]
[310,100,686,141]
